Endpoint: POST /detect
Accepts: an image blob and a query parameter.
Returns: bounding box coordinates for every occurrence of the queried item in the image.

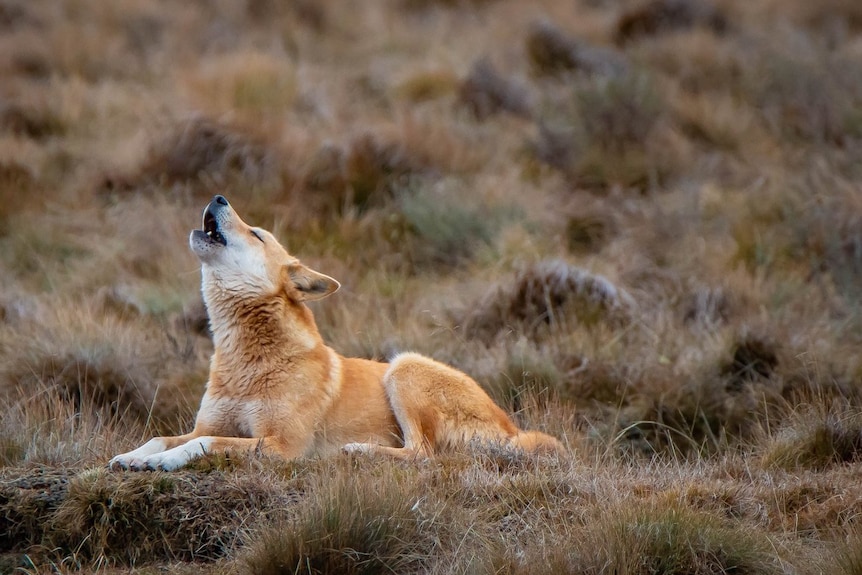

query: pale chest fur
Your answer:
[196,347,342,439]
[195,395,269,437]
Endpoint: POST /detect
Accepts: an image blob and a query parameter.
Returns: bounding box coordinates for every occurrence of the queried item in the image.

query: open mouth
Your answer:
[203,208,227,246]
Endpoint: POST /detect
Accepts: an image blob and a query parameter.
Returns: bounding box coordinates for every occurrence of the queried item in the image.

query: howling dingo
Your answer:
[109,195,563,470]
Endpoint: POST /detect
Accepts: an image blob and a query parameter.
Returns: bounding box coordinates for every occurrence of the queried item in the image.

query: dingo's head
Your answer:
[189,195,339,302]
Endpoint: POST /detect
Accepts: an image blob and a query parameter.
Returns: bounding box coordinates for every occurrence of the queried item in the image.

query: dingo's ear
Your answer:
[286,264,340,301]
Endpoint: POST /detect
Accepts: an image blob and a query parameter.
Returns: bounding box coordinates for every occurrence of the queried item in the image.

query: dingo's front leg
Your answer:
[131,436,218,471]
[110,436,303,471]
[108,434,196,471]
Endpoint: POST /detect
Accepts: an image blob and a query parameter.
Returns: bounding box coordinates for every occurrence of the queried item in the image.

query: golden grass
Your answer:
[2,0,862,572]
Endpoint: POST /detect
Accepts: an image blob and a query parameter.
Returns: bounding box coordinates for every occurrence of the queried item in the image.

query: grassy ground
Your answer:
[2,0,862,572]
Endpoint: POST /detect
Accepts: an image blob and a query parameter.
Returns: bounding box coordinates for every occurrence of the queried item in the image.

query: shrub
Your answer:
[615,0,728,44]
[344,132,431,209]
[458,58,531,120]
[0,160,41,231]
[144,118,277,187]
[533,70,676,192]
[396,177,517,267]
[464,260,633,342]
[526,20,627,78]
[748,50,862,145]
[303,132,437,213]
[0,101,66,140]
[720,333,779,390]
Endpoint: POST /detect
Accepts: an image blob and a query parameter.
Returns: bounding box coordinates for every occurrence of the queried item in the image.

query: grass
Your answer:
[761,403,862,470]
[2,0,862,572]
[528,500,783,575]
[238,467,444,575]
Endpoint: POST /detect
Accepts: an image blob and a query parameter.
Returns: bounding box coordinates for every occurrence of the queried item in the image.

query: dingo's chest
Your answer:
[196,395,268,437]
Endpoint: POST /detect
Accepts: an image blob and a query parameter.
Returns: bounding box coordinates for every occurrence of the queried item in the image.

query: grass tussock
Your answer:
[464,260,633,342]
[238,470,444,575]
[564,205,617,254]
[833,529,862,575]
[503,500,781,575]
[400,0,501,10]
[188,51,298,118]
[568,501,780,575]
[761,404,862,471]
[396,69,459,104]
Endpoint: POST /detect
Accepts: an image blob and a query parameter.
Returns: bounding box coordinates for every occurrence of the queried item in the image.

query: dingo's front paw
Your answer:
[108,438,169,471]
[108,453,148,471]
[138,450,189,471]
[342,442,373,455]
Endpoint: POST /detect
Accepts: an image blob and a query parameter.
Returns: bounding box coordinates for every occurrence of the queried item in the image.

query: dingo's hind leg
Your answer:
[341,415,429,460]
[342,355,441,459]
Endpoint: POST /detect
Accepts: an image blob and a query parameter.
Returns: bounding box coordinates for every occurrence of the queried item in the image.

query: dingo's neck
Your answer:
[203,284,321,361]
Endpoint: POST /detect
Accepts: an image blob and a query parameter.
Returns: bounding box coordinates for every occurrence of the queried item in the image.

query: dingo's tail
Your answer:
[510,430,566,456]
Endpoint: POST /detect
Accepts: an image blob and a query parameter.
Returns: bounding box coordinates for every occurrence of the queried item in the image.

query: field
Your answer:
[2,0,862,572]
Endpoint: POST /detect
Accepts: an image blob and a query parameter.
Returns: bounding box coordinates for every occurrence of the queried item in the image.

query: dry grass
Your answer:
[238,466,446,575]
[761,403,862,471]
[2,0,862,572]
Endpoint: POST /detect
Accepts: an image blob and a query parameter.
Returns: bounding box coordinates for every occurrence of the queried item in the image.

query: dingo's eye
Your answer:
[251,230,264,243]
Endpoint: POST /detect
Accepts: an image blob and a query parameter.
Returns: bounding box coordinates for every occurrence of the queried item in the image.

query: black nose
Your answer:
[214,195,229,206]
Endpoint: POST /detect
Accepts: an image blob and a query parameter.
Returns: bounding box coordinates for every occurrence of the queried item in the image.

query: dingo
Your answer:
[109,195,564,470]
